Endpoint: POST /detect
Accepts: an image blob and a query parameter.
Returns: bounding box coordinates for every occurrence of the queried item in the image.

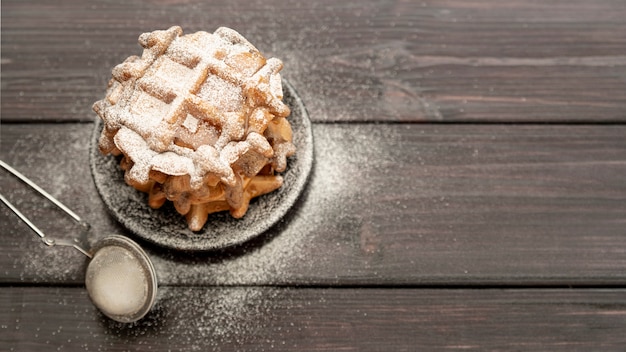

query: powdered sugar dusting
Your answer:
[197,75,243,112]
[86,246,148,317]
[90,80,313,251]
[93,26,297,231]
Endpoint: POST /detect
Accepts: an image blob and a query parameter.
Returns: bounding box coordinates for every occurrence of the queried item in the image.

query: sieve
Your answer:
[0,160,157,323]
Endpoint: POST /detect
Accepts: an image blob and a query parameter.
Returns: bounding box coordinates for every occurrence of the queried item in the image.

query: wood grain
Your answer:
[2,0,625,123]
[2,123,625,286]
[2,286,626,351]
[2,1,626,348]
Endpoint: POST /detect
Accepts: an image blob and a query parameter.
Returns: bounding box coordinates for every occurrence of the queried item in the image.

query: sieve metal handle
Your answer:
[0,160,92,258]
[0,160,89,228]
[0,193,92,258]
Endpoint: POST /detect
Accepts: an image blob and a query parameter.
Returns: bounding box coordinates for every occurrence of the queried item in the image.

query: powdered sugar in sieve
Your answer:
[1,161,157,323]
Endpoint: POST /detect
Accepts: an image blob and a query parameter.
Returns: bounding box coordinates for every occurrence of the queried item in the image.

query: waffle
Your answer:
[93,26,296,231]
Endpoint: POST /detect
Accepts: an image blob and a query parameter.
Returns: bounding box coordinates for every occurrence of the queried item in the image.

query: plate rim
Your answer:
[89,79,313,251]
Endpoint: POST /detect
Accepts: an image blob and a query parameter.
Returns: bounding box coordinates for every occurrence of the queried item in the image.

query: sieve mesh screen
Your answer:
[86,245,149,317]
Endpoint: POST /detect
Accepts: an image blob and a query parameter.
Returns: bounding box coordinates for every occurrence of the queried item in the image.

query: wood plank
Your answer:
[2,286,626,351]
[1,123,625,286]
[2,0,625,123]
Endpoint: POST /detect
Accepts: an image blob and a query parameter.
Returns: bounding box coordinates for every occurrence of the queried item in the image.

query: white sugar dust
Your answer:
[85,246,148,317]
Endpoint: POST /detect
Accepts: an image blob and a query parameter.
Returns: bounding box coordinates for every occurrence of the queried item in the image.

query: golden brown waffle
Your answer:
[93,26,296,231]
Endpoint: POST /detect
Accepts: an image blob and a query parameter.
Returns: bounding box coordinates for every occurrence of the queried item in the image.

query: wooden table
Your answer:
[2,0,626,350]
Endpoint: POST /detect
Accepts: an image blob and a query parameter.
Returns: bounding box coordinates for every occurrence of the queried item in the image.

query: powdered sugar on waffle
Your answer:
[93,26,296,230]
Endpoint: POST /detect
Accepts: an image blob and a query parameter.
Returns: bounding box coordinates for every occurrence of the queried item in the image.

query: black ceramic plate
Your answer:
[90,81,313,251]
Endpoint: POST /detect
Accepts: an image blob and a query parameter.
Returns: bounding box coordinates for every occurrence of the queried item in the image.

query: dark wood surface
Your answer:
[3,287,626,351]
[2,0,626,350]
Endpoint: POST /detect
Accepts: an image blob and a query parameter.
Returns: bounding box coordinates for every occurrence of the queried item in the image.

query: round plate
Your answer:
[90,80,313,251]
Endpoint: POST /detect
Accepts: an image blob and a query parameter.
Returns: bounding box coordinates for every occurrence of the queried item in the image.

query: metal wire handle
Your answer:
[0,159,92,258]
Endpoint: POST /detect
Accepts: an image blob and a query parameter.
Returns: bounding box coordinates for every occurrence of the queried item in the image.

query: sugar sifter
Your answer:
[0,160,157,323]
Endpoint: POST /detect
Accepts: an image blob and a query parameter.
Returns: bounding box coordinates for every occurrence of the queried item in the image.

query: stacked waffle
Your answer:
[93,26,295,231]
